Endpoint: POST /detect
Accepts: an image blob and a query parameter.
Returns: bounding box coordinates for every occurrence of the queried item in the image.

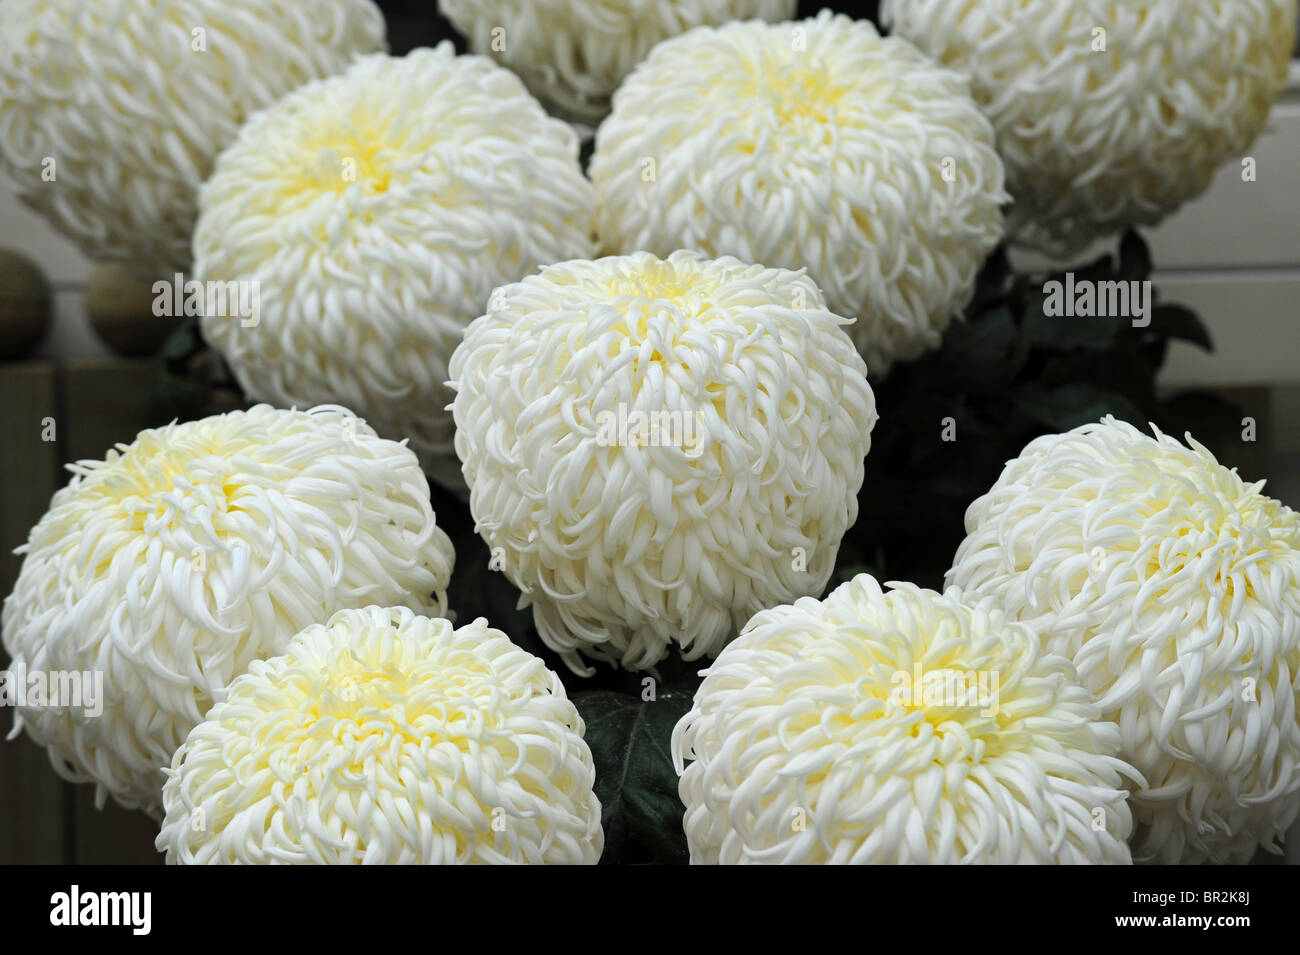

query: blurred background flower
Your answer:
[882,0,1298,255]
[437,0,796,127]
[591,11,1007,374]
[0,0,386,274]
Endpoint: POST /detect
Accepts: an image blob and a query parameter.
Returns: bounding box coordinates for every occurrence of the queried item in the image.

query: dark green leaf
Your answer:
[573,688,694,865]
[444,522,543,657]
[967,244,1012,312]
[1013,382,1147,432]
[1022,292,1124,350]
[937,306,1019,385]
[158,314,201,364]
[828,562,878,590]
[1145,304,1213,351]
[149,367,207,421]
[1118,229,1152,282]
[1157,390,1248,465]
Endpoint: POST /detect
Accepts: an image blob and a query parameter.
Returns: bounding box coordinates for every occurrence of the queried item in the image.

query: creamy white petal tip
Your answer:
[449,250,877,675]
[0,0,385,273]
[156,606,603,864]
[949,416,1300,863]
[590,11,1007,374]
[673,575,1138,864]
[195,44,595,487]
[882,0,1297,254]
[1,404,455,816]
[437,0,796,124]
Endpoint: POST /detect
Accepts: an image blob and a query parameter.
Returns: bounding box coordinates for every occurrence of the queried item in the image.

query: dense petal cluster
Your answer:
[195,45,595,488]
[948,417,1300,863]
[881,0,1298,254]
[449,250,877,674]
[156,606,604,864]
[437,0,796,125]
[0,0,385,272]
[590,11,1006,374]
[1,405,454,815]
[673,576,1138,863]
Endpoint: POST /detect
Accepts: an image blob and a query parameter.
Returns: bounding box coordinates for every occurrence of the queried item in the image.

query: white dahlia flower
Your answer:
[590,11,1007,375]
[673,575,1139,864]
[156,606,603,864]
[0,0,385,273]
[881,0,1298,254]
[449,250,877,674]
[948,417,1300,863]
[1,405,454,816]
[195,45,596,489]
[437,0,796,125]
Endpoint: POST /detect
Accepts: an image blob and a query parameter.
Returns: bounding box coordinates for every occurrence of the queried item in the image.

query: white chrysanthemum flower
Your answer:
[449,250,877,674]
[1,405,455,817]
[0,0,385,273]
[156,606,603,864]
[437,0,796,125]
[590,11,1006,375]
[948,417,1300,863]
[672,575,1138,864]
[881,0,1298,254]
[195,45,596,489]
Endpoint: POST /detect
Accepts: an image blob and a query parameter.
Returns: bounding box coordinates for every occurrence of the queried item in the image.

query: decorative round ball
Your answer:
[437,0,797,125]
[195,45,595,490]
[590,11,1006,375]
[156,606,603,864]
[85,264,175,357]
[948,417,1300,863]
[0,250,52,359]
[881,0,1298,254]
[0,0,385,273]
[1,404,455,816]
[672,575,1139,863]
[450,250,877,674]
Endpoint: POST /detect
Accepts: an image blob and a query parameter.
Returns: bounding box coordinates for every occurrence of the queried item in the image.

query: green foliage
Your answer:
[149,314,247,422]
[572,687,696,865]
[849,230,1237,592]
[149,315,210,422]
